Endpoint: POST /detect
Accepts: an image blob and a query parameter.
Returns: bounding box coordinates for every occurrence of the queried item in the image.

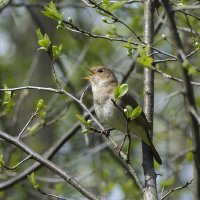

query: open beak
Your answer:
[82,67,95,80]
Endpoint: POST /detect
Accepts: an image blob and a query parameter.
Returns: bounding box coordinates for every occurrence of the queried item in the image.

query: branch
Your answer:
[0,131,99,200]
[172,5,200,11]
[161,1,200,199]
[161,179,193,200]
[17,110,38,140]
[4,155,32,170]
[0,86,144,193]
[0,121,80,190]
[142,0,158,200]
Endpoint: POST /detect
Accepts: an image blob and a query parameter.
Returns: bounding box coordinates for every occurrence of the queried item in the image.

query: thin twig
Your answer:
[189,106,200,125]
[0,131,99,200]
[17,110,38,140]
[161,179,193,200]
[38,188,69,200]
[4,155,32,170]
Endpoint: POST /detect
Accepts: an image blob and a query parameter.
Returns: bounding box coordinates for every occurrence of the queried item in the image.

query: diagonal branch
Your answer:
[0,130,99,200]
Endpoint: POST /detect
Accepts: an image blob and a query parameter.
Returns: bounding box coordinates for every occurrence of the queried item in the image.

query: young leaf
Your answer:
[124,105,133,119]
[109,2,124,12]
[36,29,51,51]
[137,56,153,68]
[130,106,142,120]
[137,45,153,68]
[28,172,39,189]
[137,45,145,56]
[114,83,128,100]
[36,99,45,111]
[183,60,197,76]
[27,123,40,135]
[124,105,142,120]
[76,114,88,126]
[41,1,63,21]
[36,28,43,40]
[36,99,46,123]
[81,129,93,134]
[2,85,11,106]
[0,154,5,167]
[52,44,63,60]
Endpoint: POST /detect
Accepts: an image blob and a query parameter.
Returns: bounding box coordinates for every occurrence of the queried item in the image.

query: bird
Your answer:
[83,66,162,165]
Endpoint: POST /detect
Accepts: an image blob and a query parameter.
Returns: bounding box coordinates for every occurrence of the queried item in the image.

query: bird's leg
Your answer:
[125,119,131,163]
[126,132,132,163]
[115,134,128,155]
[100,128,114,138]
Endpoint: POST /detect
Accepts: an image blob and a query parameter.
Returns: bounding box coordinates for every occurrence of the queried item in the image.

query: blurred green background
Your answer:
[0,0,199,199]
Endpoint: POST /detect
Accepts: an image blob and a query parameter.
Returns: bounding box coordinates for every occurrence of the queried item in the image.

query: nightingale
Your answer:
[83,66,162,165]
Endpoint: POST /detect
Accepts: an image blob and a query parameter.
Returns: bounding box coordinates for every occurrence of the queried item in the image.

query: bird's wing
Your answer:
[121,93,151,132]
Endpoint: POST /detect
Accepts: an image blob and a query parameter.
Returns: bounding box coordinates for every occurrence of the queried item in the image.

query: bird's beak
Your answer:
[82,67,95,80]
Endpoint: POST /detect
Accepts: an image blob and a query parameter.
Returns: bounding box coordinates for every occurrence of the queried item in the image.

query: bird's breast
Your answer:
[94,98,126,132]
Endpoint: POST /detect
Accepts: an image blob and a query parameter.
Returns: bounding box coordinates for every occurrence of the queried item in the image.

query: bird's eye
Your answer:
[97,69,103,73]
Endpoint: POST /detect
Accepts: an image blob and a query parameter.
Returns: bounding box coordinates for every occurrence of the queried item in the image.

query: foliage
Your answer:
[27,172,40,189]
[124,105,142,120]
[114,83,128,100]
[0,0,199,199]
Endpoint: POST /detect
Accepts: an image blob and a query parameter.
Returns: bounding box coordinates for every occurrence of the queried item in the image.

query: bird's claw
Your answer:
[100,128,114,138]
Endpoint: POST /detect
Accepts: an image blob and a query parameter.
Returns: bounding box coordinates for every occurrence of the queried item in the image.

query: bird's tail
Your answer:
[149,141,162,165]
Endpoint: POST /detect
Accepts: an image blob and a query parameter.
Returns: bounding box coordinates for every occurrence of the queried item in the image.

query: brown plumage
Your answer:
[84,66,162,165]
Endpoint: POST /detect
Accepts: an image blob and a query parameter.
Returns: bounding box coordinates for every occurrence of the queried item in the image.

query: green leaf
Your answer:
[114,83,128,100]
[124,105,142,120]
[137,56,153,68]
[183,60,197,76]
[38,33,51,51]
[0,0,5,9]
[2,85,11,106]
[36,99,45,111]
[130,106,142,120]
[137,45,153,68]
[40,111,46,123]
[27,172,39,189]
[36,28,43,40]
[123,43,132,49]
[41,1,63,21]
[109,2,124,12]
[0,154,5,167]
[52,44,63,60]
[36,29,51,51]
[36,99,46,123]
[188,66,197,76]
[76,114,88,126]
[81,129,93,134]
[2,85,15,113]
[137,45,145,56]
[27,123,40,135]
[124,105,133,119]
[103,0,109,5]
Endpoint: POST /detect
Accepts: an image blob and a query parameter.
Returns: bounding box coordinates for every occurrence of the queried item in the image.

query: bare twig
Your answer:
[38,188,69,200]
[161,179,193,200]
[172,5,200,11]
[4,155,32,170]
[161,1,200,199]
[0,131,99,200]
[17,110,38,140]
[152,66,200,86]
[189,106,200,125]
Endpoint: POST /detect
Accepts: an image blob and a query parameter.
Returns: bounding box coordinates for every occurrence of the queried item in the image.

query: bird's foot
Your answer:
[100,128,114,138]
[115,144,123,156]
